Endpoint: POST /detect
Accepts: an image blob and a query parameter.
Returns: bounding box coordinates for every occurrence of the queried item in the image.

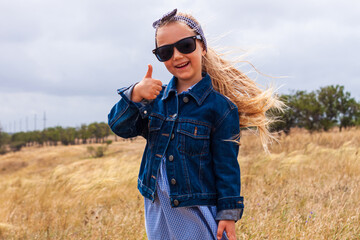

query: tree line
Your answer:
[0,122,113,154]
[0,85,359,154]
[271,85,360,134]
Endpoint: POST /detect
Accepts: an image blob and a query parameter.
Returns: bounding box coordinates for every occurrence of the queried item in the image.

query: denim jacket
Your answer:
[108,73,244,219]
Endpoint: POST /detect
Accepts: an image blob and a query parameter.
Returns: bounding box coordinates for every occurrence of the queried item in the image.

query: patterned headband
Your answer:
[152,9,207,51]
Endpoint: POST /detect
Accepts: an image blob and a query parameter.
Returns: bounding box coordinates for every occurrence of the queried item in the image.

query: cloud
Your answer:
[0,0,359,129]
[0,91,118,131]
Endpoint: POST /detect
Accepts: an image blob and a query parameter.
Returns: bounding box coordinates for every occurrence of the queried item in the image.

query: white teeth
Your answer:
[177,62,188,68]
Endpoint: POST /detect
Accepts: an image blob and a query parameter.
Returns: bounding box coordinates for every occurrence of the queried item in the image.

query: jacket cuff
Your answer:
[217,196,244,212]
[216,209,243,221]
[117,83,152,119]
[120,84,136,100]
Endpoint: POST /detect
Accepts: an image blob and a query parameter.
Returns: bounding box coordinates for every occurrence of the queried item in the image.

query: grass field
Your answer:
[0,128,359,239]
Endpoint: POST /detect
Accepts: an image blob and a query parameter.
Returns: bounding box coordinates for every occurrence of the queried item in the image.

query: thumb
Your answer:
[145,64,153,78]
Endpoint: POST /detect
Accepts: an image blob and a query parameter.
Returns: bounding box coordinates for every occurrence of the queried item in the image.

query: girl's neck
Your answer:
[176,74,203,94]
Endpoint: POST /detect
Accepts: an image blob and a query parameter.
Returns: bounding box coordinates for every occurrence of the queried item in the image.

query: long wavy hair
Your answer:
[156,12,284,152]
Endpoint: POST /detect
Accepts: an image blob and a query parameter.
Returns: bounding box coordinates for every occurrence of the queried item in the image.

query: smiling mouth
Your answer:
[175,62,190,68]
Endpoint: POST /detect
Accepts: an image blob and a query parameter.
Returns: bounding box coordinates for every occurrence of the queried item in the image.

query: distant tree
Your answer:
[292,90,323,132]
[88,123,98,143]
[269,94,296,135]
[317,85,342,131]
[43,127,61,146]
[338,97,360,131]
[0,127,10,154]
[78,124,91,144]
[88,122,110,143]
[33,131,44,146]
[60,127,76,145]
[10,132,27,151]
[355,101,360,126]
[98,122,111,142]
[331,86,360,131]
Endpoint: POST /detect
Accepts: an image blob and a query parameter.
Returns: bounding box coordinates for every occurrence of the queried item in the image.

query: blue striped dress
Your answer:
[144,155,229,240]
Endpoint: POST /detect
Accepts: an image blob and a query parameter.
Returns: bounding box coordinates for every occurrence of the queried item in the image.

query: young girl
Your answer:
[108,9,282,240]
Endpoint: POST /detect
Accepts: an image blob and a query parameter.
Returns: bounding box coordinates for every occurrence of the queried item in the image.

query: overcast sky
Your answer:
[0,0,359,132]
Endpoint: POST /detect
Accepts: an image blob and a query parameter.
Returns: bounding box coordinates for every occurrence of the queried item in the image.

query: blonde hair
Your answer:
[156,12,284,152]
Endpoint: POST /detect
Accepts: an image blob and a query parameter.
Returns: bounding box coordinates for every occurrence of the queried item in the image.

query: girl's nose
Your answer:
[172,47,183,60]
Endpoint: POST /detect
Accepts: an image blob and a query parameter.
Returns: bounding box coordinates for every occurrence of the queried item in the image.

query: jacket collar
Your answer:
[161,73,213,106]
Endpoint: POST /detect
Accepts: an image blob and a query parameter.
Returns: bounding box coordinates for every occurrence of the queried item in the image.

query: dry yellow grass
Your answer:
[0,128,359,239]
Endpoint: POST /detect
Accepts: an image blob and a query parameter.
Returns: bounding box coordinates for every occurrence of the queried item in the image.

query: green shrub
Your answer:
[87,145,108,158]
[10,141,26,152]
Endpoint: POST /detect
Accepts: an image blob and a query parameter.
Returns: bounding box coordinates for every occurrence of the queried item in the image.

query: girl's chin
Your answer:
[169,69,191,79]
[176,74,203,85]
[175,73,192,81]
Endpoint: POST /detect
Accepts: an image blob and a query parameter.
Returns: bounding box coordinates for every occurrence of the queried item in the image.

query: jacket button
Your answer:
[174,199,179,206]
[171,178,176,185]
[168,155,174,161]
[183,96,189,103]
[171,133,175,140]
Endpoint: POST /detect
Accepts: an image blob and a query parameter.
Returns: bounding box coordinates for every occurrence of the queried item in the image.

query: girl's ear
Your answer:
[202,48,206,57]
[201,43,206,56]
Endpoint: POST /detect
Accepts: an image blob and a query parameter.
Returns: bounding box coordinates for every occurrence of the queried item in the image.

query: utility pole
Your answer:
[34,114,37,131]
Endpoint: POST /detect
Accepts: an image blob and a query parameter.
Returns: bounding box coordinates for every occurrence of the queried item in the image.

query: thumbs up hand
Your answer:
[131,64,163,102]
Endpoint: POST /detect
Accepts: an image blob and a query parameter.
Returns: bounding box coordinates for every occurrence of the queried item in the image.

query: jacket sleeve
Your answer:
[211,106,244,219]
[108,84,152,139]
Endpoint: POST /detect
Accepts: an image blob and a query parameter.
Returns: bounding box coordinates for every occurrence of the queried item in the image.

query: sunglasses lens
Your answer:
[156,46,173,62]
[176,37,196,54]
[153,36,199,62]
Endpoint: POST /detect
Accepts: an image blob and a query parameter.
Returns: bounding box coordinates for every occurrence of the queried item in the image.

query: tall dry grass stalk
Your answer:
[0,128,359,239]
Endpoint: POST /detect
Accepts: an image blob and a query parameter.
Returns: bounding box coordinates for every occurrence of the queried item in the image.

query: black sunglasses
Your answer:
[152,35,202,62]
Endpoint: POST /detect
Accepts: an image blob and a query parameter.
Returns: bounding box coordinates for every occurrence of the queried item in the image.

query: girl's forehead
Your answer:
[156,22,195,46]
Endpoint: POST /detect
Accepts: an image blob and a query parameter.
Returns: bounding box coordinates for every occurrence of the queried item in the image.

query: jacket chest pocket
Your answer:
[177,122,210,156]
[148,115,164,149]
